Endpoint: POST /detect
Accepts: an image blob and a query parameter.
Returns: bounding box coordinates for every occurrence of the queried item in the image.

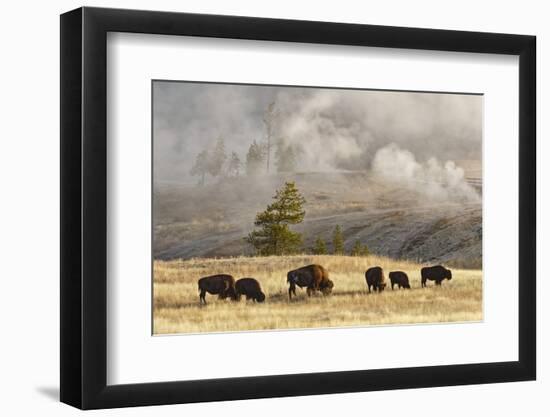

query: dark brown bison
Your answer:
[389,271,411,290]
[198,274,237,304]
[235,278,266,303]
[421,265,452,287]
[365,267,386,293]
[287,264,334,299]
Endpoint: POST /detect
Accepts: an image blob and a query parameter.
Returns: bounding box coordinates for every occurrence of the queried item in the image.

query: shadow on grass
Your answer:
[157,287,451,310]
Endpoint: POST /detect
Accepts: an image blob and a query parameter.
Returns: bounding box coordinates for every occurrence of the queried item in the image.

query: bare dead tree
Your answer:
[262,101,279,174]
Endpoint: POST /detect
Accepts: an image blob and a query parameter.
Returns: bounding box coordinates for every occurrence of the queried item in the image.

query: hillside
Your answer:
[154,167,482,268]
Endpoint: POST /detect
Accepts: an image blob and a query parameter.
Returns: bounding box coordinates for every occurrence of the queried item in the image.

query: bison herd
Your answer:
[197,264,452,304]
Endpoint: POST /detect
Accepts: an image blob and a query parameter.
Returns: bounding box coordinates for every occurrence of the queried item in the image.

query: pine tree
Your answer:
[246,140,265,176]
[275,139,297,173]
[246,181,306,256]
[207,137,227,178]
[332,225,345,255]
[350,240,370,256]
[351,240,369,256]
[227,152,242,177]
[189,149,209,185]
[312,236,327,255]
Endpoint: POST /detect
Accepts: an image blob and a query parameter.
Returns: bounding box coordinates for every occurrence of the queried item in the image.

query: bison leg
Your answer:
[391,282,395,290]
[367,284,372,293]
[288,283,296,300]
[435,279,442,286]
[421,278,427,288]
[199,290,207,304]
[306,287,312,297]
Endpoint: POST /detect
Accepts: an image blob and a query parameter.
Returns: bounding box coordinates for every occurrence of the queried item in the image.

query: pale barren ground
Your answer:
[153,255,482,335]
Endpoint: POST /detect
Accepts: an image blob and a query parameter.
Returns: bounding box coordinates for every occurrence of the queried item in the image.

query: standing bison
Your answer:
[365,267,387,293]
[421,265,452,287]
[235,278,266,303]
[287,264,334,299]
[198,274,237,304]
[389,271,411,290]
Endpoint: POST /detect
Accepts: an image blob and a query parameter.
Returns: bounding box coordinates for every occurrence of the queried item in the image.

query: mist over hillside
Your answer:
[154,165,482,268]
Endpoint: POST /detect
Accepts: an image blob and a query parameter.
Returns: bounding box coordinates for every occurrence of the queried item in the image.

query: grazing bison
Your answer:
[389,271,411,290]
[235,278,266,303]
[287,264,333,299]
[421,265,452,287]
[365,267,386,293]
[198,274,237,304]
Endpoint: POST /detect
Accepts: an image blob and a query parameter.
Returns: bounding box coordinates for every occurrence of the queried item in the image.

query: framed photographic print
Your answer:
[60,6,536,410]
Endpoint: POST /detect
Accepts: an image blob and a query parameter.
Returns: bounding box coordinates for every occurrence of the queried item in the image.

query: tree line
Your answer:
[189,101,297,185]
[246,181,370,257]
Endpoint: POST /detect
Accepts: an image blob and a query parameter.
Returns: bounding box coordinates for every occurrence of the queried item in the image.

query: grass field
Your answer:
[153,255,482,335]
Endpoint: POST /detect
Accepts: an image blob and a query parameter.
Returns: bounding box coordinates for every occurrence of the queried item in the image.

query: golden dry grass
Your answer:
[153,255,482,335]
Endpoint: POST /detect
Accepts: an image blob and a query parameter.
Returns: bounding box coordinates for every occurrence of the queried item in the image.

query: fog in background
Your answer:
[153,81,482,191]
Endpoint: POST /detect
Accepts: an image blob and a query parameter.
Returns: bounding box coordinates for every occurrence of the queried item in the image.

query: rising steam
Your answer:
[153,81,482,203]
[371,144,480,203]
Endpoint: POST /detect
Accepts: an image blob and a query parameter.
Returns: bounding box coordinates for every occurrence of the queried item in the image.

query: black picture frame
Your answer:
[60,6,536,410]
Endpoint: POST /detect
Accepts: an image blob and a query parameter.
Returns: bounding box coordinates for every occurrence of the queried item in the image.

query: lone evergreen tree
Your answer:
[245,140,265,176]
[190,149,209,185]
[246,181,306,256]
[312,236,327,255]
[332,225,345,255]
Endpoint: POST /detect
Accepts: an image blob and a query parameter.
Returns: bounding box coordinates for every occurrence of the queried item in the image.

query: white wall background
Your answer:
[0,0,545,415]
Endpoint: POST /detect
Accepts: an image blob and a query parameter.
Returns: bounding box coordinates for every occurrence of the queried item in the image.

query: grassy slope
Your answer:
[154,254,482,335]
[154,171,482,268]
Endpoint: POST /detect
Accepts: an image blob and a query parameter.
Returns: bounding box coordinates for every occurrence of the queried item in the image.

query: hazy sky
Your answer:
[153,81,482,183]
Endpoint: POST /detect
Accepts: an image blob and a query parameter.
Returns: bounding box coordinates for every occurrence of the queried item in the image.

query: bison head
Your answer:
[379,282,387,292]
[320,279,334,295]
[445,268,453,280]
[256,292,266,303]
[287,271,297,284]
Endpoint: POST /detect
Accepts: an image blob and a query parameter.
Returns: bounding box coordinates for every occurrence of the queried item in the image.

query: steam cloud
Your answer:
[153,82,482,198]
[371,144,480,203]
